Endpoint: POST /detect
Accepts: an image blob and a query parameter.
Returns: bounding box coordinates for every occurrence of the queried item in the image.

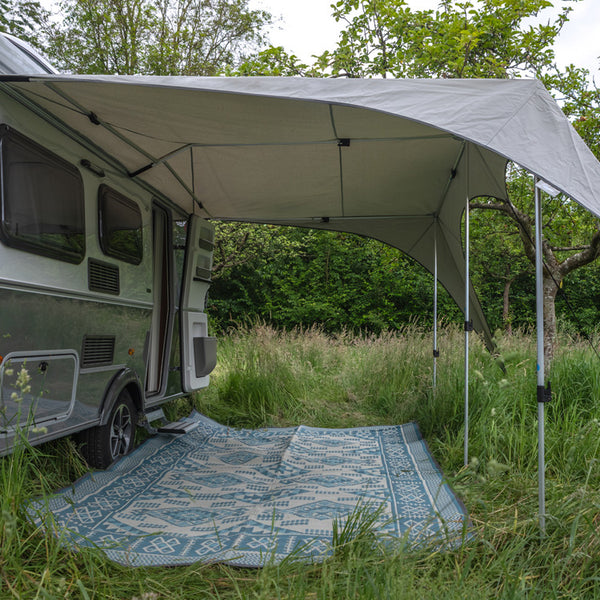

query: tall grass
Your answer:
[3,324,600,598]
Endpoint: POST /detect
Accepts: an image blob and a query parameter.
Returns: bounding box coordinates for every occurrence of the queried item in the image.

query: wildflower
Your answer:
[2,509,16,536]
[487,459,510,477]
[16,367,31,389]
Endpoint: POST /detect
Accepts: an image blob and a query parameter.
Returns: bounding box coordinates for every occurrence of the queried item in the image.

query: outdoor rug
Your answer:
[30,412,470,567]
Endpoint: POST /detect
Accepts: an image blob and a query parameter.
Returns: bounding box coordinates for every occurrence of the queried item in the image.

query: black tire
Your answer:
[77,390,137,469]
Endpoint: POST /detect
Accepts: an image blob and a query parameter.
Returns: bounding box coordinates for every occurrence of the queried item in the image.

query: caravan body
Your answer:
[0,34,216,467]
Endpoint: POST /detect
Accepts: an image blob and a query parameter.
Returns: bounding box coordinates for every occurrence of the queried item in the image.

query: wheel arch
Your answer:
[99,368,144,426]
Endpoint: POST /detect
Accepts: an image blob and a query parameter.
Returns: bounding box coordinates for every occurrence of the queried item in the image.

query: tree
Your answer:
[0,0,49,46]
[41,0,271,75]
[471,167,600,360]
[469,199,534,335]
[319,0,599,363]
[228,46,325,77]
[323,0,570,79]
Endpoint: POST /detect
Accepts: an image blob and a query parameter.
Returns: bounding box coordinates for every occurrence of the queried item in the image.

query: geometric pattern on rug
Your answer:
[29,413,471,567]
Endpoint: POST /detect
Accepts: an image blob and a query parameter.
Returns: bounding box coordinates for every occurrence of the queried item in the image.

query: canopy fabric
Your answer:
[2,75,600,344]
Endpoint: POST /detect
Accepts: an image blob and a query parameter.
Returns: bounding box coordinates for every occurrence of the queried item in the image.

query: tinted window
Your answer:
[0,126,85,263]
[99,185,143,265]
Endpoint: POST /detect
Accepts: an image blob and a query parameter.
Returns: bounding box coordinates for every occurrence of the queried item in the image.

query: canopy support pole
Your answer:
[464,146,471,467]
[534,177,546,534]
[433,219,439,389]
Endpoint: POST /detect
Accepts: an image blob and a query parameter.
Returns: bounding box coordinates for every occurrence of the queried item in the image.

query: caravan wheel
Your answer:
[78,390,137,469]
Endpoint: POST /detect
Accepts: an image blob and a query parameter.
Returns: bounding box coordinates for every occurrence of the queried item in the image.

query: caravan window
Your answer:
[98,185,143,265]
[0,126,85,263]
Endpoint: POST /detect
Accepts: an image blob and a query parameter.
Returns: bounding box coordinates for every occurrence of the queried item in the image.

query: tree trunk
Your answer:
[542,275,559,365]
[502,275,515,335]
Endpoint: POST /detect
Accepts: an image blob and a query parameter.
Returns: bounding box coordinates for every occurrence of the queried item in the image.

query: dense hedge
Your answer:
[206,223,600,337]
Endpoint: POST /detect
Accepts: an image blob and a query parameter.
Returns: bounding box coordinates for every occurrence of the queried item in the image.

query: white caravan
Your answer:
[0,34,216,467]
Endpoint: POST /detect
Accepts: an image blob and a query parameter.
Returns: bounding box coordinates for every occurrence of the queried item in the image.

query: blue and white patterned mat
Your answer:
[31,413,470,567]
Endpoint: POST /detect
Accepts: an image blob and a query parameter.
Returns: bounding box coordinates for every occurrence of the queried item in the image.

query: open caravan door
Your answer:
[180,215,217,392]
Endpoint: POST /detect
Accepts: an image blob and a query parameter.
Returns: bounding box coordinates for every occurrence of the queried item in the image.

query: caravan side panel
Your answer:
[0,87,157,454]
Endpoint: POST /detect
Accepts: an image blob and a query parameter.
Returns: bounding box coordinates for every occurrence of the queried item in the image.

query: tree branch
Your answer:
[551,244,590,252]
[559,229,600,277]
[469,201,510,213]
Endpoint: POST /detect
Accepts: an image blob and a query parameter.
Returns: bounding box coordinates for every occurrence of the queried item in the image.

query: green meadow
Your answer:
[3,324,600,598]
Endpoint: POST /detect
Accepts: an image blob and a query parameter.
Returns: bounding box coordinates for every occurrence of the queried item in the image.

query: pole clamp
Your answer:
[537,381,552,403]
[88,111,101,125]
[464,320,474,332]
[433,349,440,358]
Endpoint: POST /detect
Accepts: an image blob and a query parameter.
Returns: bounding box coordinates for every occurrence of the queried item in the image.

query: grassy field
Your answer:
[3,324,600,598]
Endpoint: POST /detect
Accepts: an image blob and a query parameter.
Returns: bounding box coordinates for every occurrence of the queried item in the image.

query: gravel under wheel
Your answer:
[77,390,137,469]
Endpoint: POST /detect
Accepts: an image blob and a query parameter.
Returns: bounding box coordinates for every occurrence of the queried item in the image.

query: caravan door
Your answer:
[145,204,173,397]
[180,216,216,392]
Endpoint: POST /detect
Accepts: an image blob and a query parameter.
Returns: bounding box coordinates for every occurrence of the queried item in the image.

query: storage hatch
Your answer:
[0,351,78,431]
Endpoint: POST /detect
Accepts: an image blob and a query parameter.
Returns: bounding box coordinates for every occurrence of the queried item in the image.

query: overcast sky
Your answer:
[249,0,600,75]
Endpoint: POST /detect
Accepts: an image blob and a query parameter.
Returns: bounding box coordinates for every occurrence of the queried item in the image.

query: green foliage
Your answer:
[471,166,600,339]
[469,202,534,332]
[0,0,49,46]
[41,0,271,75]
[209,223,464,334]
[208,219,600,339]
[194,324,600,490]
[227,46,324,77]
[0,436,89,597]
[323,0,570,79]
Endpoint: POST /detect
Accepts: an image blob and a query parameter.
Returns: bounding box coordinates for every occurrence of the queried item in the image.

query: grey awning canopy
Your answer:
[3,75,600,345]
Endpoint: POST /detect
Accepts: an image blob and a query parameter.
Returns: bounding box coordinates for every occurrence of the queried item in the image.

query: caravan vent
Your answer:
[88,259,120,295]
[81,336,115,368]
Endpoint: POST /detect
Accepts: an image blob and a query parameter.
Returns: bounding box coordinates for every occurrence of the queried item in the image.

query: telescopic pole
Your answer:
[534,178,546,534]
[433,220,438,389]
[464,146,471,467]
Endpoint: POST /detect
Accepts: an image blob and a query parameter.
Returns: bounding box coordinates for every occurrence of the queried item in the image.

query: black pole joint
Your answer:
[537,381,552,403]
[80,159,105,178]
[129,163,154,178]
[433,349,440,358]
[464,320,474,332]
[88,111,101,125]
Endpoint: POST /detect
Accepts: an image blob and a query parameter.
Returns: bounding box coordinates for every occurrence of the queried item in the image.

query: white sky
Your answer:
[249,0,600,75]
